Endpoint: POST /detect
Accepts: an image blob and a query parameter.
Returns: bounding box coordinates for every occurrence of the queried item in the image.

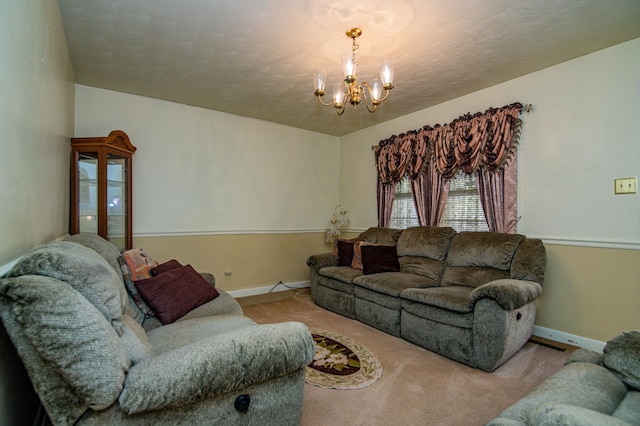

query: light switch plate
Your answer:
[614,177,637,194]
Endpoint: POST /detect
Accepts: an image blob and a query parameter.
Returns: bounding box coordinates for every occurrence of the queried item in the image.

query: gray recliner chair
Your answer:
[0,234,314,425]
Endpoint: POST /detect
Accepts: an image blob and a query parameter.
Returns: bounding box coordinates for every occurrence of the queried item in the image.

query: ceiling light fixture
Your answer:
[313,28,394,115]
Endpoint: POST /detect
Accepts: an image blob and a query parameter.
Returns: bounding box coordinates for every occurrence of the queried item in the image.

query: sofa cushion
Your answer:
[0,275,129,424]
[399,256,447,282]
[358,227,402,245]
[441,266,510,288]
[401,286,474,313]
[603,330,640,391]
[354,272,439,297]
[5,241,125,334]
[361,245,400,274]
[401,298,475,328]
[135,265,220,324]
[64,234,128,304]
[446,232,525,270]
[396,226,456,260]
[120,314,154,365]
[319,266,364,284]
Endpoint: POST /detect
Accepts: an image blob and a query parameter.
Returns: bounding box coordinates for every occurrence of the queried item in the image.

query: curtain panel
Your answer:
[373,102,524,230]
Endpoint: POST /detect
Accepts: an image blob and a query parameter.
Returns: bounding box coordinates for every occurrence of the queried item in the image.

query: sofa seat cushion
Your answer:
[141,289,243,332]
[319,266,364,283]
[401,286,474,313]
[147,315,257,354]
[354,272,439,297]
[401,298,474,328]
[354,284,402,310]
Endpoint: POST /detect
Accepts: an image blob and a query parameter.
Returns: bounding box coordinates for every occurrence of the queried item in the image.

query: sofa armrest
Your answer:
[199,272,216,287]
[530,402,631,426]
[119,321,314,414]
[307,252,336,272]
[566,348,603,366]
[469,279,543,310]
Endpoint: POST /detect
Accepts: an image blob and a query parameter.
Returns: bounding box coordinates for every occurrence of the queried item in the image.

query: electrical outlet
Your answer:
[224,270,232,280]
[614,177,637,194]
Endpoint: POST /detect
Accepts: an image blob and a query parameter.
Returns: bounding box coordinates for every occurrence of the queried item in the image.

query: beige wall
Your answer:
[540,245,640,342]
[134,233,329,293]
[0,1,75,424]
[339,38,640,344]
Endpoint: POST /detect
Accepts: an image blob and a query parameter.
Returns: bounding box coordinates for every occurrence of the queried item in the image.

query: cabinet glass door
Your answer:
[78,154,99,235]
[107,154,127,250]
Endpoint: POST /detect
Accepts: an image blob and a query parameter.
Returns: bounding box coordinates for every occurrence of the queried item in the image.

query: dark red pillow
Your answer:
[150,259,182,276]
[336,240,356,266]
[361,245,400,275]
[135,265,219,324]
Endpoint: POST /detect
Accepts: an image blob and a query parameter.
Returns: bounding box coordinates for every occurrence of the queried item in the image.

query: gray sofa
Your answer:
[307,226,546,372]
[0,234,314,425]
[488,330,640,425]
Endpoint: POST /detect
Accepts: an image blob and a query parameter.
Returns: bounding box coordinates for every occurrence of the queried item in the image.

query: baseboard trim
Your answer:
[533,325,606,353]
[227,280,310,299]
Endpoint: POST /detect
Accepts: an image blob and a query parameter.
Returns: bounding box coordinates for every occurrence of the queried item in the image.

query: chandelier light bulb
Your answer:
[380,60,394,89]
[313,70,326,95]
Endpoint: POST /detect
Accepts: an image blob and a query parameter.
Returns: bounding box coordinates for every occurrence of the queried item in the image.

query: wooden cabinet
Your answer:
[70,130,136,250]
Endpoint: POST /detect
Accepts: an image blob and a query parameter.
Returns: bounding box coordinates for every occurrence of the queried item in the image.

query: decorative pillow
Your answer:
[122,248,158,281]
[151,259,183,276]
[603,330,640,390]
[361,245,400,275]
[135,265,220,324]
[118,256,156,319]
[336,240,356,266]
[351,241,372,270]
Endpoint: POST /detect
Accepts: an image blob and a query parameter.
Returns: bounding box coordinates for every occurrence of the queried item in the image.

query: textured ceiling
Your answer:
[58,0,640,136]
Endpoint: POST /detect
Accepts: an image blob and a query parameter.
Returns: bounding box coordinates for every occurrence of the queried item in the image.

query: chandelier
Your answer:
[313,28,394,115]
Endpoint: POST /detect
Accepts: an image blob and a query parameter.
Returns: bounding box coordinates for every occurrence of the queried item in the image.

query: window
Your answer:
[440,171,489,232]
[389,172,489,232]
[389,176,419,229]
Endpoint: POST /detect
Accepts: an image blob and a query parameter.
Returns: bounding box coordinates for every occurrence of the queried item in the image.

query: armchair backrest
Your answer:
[0,239,133,424]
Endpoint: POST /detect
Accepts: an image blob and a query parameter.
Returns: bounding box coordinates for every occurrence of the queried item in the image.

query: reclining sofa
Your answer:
[307,226,546,372]
[0,234,314,425]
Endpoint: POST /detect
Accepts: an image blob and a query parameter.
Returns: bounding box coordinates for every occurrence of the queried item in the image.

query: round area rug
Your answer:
[306,328,382,390]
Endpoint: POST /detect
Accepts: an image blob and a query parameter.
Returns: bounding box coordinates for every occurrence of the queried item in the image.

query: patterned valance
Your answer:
[374,102,524,183]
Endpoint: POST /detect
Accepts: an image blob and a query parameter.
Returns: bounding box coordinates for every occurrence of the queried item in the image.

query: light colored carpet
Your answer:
[239,288,571,426]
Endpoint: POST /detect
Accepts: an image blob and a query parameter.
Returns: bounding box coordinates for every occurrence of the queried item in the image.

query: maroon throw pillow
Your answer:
[150,259,182,276]
[361,245,400,275]
[337,240,356,266]
[135,265,219,324]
